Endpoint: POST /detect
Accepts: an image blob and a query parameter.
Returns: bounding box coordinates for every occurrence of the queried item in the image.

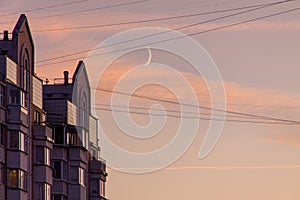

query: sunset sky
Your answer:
[1,0,300,199]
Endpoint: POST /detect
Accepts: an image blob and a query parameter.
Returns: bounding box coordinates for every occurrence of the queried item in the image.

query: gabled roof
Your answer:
[72,60,91,89]
[12,14,34,48]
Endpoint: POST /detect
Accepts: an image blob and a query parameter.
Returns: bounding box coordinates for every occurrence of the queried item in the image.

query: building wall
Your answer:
[1,14,108,200]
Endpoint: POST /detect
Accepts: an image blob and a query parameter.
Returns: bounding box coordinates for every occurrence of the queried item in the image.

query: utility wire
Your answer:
[95,101,300,110]
[84,6,300,59]
[35,2,275,63]
[31,0,151,20]
[74,0,245,21]
[94,103,295,120]
[96,87,300,124]
[95,107,298,125]
[34,1,285,32]
[35,0,294,65]
[0,0,89,17]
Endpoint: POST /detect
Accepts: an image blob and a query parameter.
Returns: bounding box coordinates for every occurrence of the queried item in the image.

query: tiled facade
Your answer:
[0,14,107,200]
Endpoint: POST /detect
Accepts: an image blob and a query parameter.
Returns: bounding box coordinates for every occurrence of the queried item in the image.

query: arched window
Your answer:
[20,47,30,108]
[80,93,87,128]
[21,51,29,91]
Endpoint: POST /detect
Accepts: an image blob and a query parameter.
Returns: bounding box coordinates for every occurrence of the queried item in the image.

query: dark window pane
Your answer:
[0,126,3,146]
[9,131,18,149]
[53,161,61,179]
[36,146,43,164]
[54,126,64,144]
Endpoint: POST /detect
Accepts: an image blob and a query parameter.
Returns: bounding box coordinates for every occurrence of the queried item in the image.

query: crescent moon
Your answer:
[145,46,152,66]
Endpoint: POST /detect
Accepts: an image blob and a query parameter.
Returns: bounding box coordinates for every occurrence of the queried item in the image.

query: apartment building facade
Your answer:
[0,14,107,200]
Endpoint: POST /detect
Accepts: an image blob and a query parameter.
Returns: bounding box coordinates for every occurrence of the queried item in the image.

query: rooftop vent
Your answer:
[63,71,69,85]
[3,30,8,41]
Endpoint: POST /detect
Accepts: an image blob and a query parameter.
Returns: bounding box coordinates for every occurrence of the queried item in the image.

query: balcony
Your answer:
[33,124,53,142]
[6,105,28,126]
[90,195,109,200]
[89,159,107,181]
[7,151,28,170]
[33,165,52,185]
[52,180,68,196]
[69,146,88,163]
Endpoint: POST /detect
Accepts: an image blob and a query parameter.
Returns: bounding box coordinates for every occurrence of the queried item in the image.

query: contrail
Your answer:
[107,165,300,171]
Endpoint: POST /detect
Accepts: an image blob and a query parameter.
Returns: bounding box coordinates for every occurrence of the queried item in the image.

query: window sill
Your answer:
[7,148,27,155]
[7,186,28,192]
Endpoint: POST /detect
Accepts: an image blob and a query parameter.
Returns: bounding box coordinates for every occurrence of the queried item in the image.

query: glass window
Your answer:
[53,160,66,179]
[44,183,51,200]
[9,131,24,151]
[8,169,17,187]
[70,167,85,186]
[20,91,26,108]
[36,146,43,164]
[91,179,100,194]
[9,131,18,149]
[68,133,76,146]
[8,90,18,104]
[78,129,86,148]
[36,147,50,166]
[79,168,84,186]
[45,148,50,166]
[24,60,27,90]
[19,170,26,190]
[70,167,78,183]
[53,194,67,200]
[0,85,4,107]
[91,147,98,160]
[68,129,86,147]
[8,89,26,107]
[8,169,27,190]
[100,180,105,197]
[20,133,24,151]
[20,66,24,90]
[0,164,3,184]
[0,125,4,146]
[53,126,65,145]
[34,111,41,123]
[53,161,61,179]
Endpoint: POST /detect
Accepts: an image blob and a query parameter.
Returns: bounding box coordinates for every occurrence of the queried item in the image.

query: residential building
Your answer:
[0,14,107,200]
[43,62,107,200]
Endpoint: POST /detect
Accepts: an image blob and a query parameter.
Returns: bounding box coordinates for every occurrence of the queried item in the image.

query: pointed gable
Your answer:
[72,61,92,113]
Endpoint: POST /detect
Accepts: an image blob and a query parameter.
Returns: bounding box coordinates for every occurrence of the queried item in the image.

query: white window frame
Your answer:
[9,131,25,152]
[53,160,66,180]
[79,167,84,186]
[8,169,27,190]
[44,183,51,200]
[36,147,51,166]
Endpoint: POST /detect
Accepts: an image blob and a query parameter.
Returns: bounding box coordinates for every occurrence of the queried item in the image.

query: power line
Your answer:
[95,87,300,124]
[36,1,276,63]
[34,1,283,32]
[0,0,89,17]
[95,107,298,125]
[31,0,151,20]
[84,6,300,59]
[94,103,297,120]
[35,0,294,66]
[75,0,245,21]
